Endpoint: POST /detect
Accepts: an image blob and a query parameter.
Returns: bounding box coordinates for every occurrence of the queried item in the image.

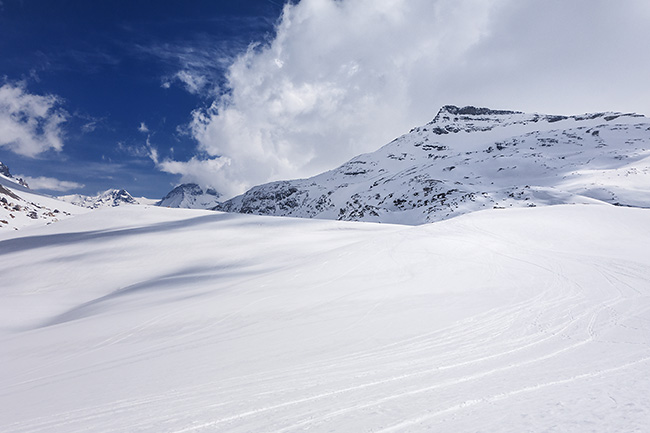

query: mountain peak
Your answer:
[0,162,10,178]
[434,105,522,121]
[157,183,221,209]
[57,188,138,209]
[105,189,137,205]
[425,105,531,135]
[0,161,30,188]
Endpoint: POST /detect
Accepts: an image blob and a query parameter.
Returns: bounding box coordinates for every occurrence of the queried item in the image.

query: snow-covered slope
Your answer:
[219,106,650,224]
[1,203,649,432]
[157,183,221,209]
[0,162,85,230]
[58,188,144,208]
[0,162,29,188]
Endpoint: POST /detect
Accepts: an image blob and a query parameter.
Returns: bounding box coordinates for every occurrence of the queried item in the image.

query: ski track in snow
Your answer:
[1,205,650,432]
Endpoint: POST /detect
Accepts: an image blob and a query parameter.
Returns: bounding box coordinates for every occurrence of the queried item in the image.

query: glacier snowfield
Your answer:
[1,204,650,432]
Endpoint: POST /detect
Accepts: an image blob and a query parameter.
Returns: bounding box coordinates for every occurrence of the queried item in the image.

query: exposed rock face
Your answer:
[217,105,650,225]
[0,162,29,188]
[0,162,10,178]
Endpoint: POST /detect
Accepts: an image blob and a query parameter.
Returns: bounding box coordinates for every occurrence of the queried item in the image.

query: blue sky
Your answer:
[0,0,283,198]
[2,0,650,200]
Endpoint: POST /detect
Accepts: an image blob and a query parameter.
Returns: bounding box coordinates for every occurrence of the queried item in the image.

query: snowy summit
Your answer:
[58,189,139,209]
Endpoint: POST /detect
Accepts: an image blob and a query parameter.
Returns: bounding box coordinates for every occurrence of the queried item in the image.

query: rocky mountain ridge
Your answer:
[216,105,650,224]
[58,189,140,209]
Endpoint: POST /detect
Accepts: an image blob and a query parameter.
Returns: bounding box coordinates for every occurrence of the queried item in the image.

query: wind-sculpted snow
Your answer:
[1,204,650,432]
[218,105,650,224]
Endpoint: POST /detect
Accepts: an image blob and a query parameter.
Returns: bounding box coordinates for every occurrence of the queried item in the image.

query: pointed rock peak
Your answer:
[0,161,30,188]
[93,189,137,206]
[56,188,138,208]
[112,189,137,203]
[0,162,10,178]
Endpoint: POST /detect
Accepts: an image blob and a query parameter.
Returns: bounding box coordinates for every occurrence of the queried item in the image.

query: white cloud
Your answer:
[0,82,68,157]
[139,34,253,96]
[81,121,97,133]
[174,70,208,94]
[138,122,149,133]
[117,137,159,164]
[172,0,650,199]
[147,138,159,165]
[157,156,231,190]
[19,175,84,192]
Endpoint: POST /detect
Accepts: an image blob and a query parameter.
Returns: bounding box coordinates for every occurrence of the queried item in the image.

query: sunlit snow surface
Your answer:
[1,204,649,432]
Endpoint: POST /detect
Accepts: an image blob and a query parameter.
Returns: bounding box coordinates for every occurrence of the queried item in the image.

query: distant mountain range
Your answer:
[58,189,141,208]
[57,184,220,210]
[0,160,219,230]
[2,105,649,230]
[216,105,650,224]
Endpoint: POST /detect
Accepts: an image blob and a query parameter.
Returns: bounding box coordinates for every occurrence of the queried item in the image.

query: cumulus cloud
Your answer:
[0,82,68,157]
[171,0,650,198]
[19,175,84,192]
[138,122,149,133]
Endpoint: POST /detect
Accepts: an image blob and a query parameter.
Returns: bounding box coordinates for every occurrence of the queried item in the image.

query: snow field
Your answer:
[1,204,649,432]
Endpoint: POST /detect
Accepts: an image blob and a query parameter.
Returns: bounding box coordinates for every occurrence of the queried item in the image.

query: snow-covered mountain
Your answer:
[0,161,83,230]
[157,183,221,209]
[218,105,650,224]
[58,188,146,209]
